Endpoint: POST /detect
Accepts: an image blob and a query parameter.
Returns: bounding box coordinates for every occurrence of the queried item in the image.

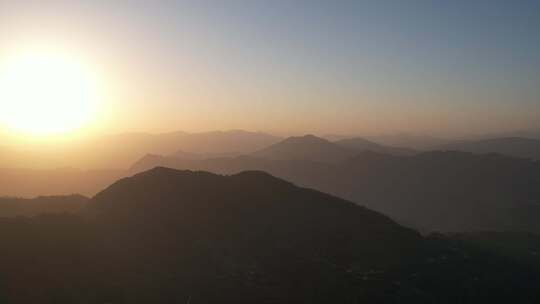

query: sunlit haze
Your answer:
[0,0,538,140]
[0,48,103,135]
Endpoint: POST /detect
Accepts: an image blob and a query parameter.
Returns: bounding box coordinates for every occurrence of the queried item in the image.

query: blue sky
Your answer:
[1,0,539,136]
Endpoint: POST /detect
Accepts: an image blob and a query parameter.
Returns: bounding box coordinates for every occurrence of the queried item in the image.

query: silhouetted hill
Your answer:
[89,168,421,266]
[252,135,356,163]
[130,151,540,233]
[0,168,421,303]
[0,195,88,217]
[334,137,416,156]
[440,137,540,160]
[2,168,540,303]
[88,168,423,301]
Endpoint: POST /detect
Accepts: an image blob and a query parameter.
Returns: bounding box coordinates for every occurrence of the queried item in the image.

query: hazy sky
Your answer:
[1,0,539,137]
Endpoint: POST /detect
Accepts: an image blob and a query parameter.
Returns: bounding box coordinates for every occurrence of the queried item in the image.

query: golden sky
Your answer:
[0,1,539,140]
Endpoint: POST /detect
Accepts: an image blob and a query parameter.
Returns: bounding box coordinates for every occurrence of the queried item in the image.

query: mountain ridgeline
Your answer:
[4,132,540,197]
[1,168,540,303]
[440,137,540,160]
[0,168,420,303]
[131,136,540,234]
[0,130,282,169]
[334,137,416,156]
[252,134,414,163]
[3,134,540,235]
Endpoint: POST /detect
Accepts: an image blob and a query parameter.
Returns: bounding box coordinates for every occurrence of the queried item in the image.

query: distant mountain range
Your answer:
[174,150,241,160]
[3,128,540,170]
[334,137,416,156]
[102,130,280,156]
[252,135,415,163]
[3,133,540,234]
[252,135,357,163]
[130,149,540,234]
[0,130,281,169]
[440,137,540,160]
[365,133,540,160]
[366,133,453,150]
[1,168,540,303]
[77,130,282,168]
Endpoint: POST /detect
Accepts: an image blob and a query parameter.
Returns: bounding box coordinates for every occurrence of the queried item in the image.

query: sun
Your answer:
[0,50,102,136]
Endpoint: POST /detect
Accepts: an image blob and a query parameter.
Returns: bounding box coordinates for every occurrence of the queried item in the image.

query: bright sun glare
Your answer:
[0,50,102,135]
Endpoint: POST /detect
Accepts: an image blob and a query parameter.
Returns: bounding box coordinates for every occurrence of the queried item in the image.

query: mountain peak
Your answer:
[49,166,428,303]
[252,135,355,163]
[87,168,417,242]
[283,134,329,144]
